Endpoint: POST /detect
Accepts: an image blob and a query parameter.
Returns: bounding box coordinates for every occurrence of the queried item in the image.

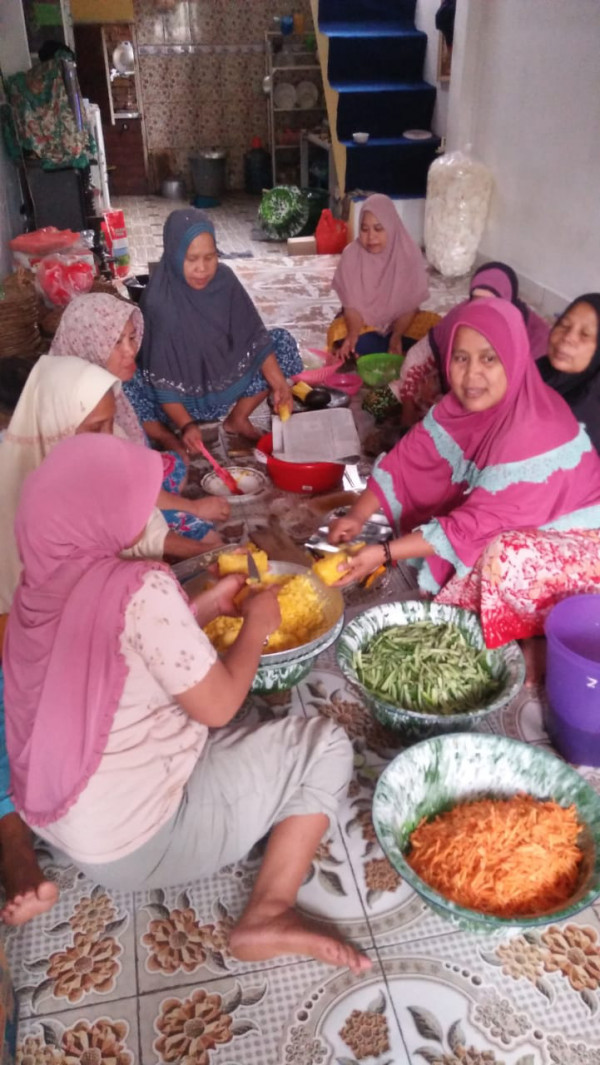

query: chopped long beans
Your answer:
[352,622,502,715]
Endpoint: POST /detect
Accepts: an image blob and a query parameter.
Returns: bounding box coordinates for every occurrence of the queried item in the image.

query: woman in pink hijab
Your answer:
[328,194,429,360]
[329,299,600,648]
[3,434,369,975]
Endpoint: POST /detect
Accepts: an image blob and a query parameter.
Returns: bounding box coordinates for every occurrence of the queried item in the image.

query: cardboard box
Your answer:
[287,236,317,256]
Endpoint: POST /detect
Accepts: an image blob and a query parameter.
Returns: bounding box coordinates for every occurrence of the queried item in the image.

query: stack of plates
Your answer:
[0,275,43,358]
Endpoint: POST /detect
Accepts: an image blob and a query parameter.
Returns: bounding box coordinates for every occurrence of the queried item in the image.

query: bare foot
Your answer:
[520,636,547,687]
[199,530,223,549]
[0,814,59,926]
[223,415,262,442]
[229,905,372,975]
[193,497,231,523]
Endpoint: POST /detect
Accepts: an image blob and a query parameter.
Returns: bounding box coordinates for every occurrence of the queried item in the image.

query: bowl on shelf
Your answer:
[336,599,525,741]
[352,132,370,144]
[373,732,600,932]
[256,432,344,495]
[356,352,405,387]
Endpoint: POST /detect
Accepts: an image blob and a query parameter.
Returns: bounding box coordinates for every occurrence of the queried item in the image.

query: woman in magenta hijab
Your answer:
[328,194,429,360]
[330,299,600,648]
[3,434,369,974]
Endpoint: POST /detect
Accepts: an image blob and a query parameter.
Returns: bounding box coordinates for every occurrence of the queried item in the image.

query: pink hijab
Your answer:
[4,434,169,826]
[332,194,429,333]
[50,293,146,445]
[368,299,600,592]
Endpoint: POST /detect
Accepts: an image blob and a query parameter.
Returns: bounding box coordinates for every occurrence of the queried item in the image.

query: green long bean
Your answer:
[352,622,502,715]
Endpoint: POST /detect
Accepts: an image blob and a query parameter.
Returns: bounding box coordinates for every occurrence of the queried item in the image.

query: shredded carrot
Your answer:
[407,794,584,918]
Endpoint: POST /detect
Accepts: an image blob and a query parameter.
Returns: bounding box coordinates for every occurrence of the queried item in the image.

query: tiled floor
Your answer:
[6,205,600,1065]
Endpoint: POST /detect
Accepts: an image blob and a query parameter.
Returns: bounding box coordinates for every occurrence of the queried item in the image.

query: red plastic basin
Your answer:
[257,433,344,495]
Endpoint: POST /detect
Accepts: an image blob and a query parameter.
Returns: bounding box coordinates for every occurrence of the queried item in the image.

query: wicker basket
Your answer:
[0,270,44,358]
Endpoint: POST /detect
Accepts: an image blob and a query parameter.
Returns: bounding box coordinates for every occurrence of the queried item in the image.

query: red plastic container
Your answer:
[257,433,344,494]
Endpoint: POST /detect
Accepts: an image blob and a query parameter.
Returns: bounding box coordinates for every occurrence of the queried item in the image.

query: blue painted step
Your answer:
[336,83,436,140]
[327,31,427,85]
[344,139,440,196]
[319,0,417,23]
[320,19,416,37]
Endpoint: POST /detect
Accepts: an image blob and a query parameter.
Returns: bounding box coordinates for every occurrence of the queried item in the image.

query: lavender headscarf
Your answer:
[139,208,272,413]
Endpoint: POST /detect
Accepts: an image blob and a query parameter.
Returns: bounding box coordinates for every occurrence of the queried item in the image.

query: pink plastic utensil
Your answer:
[197,441,244,495]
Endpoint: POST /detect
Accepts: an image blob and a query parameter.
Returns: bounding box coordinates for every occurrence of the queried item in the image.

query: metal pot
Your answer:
[160,178,186,200]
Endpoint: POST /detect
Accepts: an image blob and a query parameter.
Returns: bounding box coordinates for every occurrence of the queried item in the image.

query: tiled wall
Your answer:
[134,0,313,190]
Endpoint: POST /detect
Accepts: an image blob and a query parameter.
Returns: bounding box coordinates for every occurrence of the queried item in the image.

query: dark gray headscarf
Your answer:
[139,208,272,413]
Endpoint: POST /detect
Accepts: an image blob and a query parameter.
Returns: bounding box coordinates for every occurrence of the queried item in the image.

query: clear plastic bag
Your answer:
[424,147,493,277]
[36,252,95,307]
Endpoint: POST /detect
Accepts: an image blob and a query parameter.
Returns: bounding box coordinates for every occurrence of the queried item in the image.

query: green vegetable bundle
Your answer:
[352,622,502,715]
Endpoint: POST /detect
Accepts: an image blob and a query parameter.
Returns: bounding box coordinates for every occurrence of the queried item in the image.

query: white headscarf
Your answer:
[0,355,120,612]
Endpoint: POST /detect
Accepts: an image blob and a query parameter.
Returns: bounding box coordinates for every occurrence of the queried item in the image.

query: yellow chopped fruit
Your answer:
[278,402,292,422]
[312,551,350,586]
[204,574,324,654]
[291,381,313,400]
[217,545,269,577]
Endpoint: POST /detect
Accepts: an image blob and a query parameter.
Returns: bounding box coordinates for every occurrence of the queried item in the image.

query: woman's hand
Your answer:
[338,335,358,362]
[334,544,385,587]
[240,586,281,639]
[212,574,246,616]
[329,513,363,544]
[181,422,205,456]
[192,497,231,523]
[388,332,404,356]
[272,381,294,420]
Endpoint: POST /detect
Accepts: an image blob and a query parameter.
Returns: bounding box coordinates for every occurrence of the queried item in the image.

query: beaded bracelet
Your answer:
[180,420,199,436]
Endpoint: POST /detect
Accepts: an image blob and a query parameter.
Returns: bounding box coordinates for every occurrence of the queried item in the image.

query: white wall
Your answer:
[0,0,31,277]
[415,0,449,138]
[446,0,600,312]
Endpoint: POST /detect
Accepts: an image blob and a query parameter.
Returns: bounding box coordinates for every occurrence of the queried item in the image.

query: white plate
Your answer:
[403,128,434,140]
[296,80,319,109]
[201,467,269,500]
[273,81,297,109]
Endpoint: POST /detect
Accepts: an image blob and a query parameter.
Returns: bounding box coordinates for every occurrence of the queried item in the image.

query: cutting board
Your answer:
[250,518,313,567]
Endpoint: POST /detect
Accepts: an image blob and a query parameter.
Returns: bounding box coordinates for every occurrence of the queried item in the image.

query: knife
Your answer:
[246,551,261,583]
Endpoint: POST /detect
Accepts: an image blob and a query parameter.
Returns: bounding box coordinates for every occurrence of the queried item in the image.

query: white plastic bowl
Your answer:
[352,132,370,145]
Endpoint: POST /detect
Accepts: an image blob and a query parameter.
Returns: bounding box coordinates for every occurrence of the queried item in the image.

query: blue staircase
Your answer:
[318,0,440,196]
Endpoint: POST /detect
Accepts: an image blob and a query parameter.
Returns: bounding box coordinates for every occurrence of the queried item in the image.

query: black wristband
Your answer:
[180,420,198,436]
[382,540,393,567]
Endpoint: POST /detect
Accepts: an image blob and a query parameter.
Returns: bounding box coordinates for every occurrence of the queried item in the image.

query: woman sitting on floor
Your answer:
[537,293,600,452]
[139,207,302,447]
[0,356,219,924]
[329,299,600,649]
[50,292,229,544]
[3,433,369,974]
[396,260,551,425]
[327,193,431,361]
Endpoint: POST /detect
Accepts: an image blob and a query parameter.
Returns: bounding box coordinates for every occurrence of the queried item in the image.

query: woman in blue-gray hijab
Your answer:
[139,208,301,448]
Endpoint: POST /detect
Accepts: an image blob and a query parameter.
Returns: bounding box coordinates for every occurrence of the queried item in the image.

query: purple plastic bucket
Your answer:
[544,594,600,766]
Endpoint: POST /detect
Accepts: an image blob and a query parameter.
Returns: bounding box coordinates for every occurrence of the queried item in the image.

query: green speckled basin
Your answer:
[336,599,525,739]
[251,616,344,693]
[373,733,600,933]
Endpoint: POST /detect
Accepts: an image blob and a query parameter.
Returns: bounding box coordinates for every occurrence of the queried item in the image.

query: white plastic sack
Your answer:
[424,148,493,277]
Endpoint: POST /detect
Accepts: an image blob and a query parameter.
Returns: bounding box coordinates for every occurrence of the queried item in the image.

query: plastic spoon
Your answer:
[197,440,244,495]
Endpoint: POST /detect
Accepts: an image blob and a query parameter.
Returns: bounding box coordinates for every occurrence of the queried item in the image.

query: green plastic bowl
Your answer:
[356,352,405,387]
[373,733,600,933]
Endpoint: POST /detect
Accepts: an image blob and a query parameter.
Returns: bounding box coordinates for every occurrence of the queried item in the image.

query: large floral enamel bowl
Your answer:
[373,733,600,933]
[174,553,344,693]
[336,599,525,740]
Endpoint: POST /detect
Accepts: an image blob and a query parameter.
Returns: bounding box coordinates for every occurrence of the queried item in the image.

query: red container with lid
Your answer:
[256,433,344,494]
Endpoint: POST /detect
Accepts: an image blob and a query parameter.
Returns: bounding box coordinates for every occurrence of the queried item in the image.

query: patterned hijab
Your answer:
[538,294,600,452]
[139,208,272,413]
[50,293,146,445]
[0,355,119,613]
[332,194,429,333]
[4,434,167,825]
[369,299,600,596]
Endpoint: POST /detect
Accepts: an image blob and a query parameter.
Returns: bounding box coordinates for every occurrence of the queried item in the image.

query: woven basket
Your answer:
[0,270,44,358]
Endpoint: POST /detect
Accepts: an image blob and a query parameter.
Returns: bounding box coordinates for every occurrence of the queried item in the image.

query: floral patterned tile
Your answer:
[9,882,137,1022]
[15,995,140,1064]
[375,925,600,1063]
[137,952,385,1065]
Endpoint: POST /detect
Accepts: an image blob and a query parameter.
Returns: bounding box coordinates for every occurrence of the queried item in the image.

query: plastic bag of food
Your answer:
[36,253,95,306]
[424,147,493,277]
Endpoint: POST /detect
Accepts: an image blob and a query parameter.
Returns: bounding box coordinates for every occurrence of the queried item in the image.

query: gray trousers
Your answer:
[71,716,353,890]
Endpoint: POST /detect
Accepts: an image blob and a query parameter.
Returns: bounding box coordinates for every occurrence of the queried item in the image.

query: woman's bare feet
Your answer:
[229,904,372,975]
[521,636,547,687]
[0,813,59,926]
[223,414,262,442]
[192,497,231,523]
